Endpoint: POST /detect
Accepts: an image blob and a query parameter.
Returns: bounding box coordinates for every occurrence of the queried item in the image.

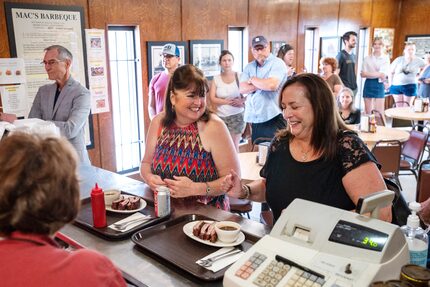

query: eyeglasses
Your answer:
[40,59,64,66]
[161,54,176,59]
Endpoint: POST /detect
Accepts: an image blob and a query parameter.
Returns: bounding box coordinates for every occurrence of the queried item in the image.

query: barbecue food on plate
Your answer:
[192,221,217,243]
[111,196,141,210]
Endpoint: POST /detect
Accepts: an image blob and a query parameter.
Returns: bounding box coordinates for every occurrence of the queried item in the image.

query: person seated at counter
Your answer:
[222,73,392,223]
[140,64,240,211]
[0,133,126,287]
[338,87,361,124]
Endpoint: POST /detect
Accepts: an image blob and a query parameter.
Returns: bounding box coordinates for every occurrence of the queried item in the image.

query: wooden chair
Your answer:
[400,124,430,178]
[371,140,402,189]
[371,109,385,126]
[416,159,430,203]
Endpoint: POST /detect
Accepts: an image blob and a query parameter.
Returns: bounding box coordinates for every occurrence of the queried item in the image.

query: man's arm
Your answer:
[248,76,280,91]
[28,89,43,119]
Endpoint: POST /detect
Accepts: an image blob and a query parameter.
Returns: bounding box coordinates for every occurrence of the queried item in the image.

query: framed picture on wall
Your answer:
[320,37,340,58]
[190,40,224,80]
[271,41,286,56]
[405,35,430,59]
[374,28,395,59]
[147,41,188,82]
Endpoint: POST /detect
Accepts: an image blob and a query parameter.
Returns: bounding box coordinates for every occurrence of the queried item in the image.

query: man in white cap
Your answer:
[148,43,181,119]
[240,35,287,144]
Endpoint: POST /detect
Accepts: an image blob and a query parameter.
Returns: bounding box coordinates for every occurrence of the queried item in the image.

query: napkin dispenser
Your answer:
[257,142,270,166]
[360,115,370,132]
[414,98,423,112]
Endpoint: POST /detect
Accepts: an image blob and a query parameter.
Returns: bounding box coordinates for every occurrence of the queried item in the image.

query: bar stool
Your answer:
[229,197,252,219]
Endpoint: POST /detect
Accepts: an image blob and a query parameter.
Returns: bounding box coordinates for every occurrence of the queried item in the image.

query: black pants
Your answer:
[251,114,287,144]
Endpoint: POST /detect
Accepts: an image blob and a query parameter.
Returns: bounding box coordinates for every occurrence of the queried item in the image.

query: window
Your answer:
[304,28,319,73]
[228,27,248,72]
[108,26,144,173]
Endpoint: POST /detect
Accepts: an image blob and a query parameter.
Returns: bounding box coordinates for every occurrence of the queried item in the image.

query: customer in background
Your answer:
[389,41,426,106]
[29,45,91,164]
[319,57,343,96]
[338,87,360,124]
[361,37,390,115]
[0,133,126,287]
[209,50,245,151]
[240,35,287,144]
[148,43,181,120]
[140,64,240,211]
[336,31,358,94]
[223,73,391,223]
[418,53,430,99]
[277,44,296,81]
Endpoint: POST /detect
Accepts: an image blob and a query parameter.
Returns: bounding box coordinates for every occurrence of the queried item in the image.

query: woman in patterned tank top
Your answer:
[140,64,240,211]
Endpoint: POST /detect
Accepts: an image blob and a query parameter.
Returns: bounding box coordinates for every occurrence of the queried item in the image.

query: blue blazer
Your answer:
[29,76,91,164]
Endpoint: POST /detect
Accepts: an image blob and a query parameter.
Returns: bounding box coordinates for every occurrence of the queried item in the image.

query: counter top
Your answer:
[61,165,269,286]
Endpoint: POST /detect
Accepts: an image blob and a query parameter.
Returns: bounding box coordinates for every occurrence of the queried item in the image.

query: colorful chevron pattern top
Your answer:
[151,122,229,211]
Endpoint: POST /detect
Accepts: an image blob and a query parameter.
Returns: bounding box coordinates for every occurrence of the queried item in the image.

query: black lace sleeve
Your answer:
[339,131,380,176]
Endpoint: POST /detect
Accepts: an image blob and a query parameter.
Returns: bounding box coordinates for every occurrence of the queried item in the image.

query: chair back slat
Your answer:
[417,159,430,203]
[401,125,429,166]
[372,140,401,174]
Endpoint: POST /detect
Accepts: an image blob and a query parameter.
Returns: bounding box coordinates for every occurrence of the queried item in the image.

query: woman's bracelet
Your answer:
[205,182,211,197]
[240,184,251,199]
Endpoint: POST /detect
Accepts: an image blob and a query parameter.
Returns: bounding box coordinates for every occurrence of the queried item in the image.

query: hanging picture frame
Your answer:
[190,40,224,80]
[405,35,430,59]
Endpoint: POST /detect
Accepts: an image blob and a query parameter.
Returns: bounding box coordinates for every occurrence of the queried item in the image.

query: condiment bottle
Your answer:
[91,183,107,228]
[400,202,428,267]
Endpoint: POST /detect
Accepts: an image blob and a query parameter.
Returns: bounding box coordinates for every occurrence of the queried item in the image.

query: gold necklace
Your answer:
[293,140,312,162]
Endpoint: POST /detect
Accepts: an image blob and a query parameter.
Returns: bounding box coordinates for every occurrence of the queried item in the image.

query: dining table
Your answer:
[385,107,430,121]
[347,125,410,150]
[60,165,270,287]
[237,151,263,182]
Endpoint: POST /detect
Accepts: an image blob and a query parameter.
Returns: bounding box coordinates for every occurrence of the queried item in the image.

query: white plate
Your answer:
[183,220,245,247]
[106,194,147,214]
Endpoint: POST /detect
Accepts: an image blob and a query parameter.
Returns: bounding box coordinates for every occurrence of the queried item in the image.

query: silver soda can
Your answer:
[154,186,171,217]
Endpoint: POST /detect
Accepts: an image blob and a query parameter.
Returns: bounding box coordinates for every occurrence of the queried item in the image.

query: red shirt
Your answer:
[0,231,126,287]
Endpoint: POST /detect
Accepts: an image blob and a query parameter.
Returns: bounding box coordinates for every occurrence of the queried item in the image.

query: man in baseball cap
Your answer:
[251,35,268,49]
[148,43,181,119]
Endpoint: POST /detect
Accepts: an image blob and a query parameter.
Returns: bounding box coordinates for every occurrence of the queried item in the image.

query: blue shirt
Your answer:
[240,54,287,123]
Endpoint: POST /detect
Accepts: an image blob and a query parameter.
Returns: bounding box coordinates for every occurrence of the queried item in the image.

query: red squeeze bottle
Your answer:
[91,183,107,228]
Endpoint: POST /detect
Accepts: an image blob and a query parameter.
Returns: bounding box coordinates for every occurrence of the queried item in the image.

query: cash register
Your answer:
[223,197,409,287]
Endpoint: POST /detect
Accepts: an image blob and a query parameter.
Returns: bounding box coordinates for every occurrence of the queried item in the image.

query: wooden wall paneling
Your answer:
[394,0,430,59]
[296,0,340,75]
[87,0,182,171]
[182,0,248,44]
[338,0,373,34]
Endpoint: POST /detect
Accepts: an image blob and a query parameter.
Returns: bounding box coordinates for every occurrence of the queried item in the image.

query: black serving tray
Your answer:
[131,214,260,281]
[73,192,169,240]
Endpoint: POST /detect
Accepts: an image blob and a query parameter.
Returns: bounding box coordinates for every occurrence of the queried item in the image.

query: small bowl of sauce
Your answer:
[215,221,241,243]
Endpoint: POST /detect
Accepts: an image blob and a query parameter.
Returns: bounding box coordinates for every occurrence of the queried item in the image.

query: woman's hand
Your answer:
[164,176,197,198]
[221,169,243,198]
[230,97,246,107]
[145,174,166,191]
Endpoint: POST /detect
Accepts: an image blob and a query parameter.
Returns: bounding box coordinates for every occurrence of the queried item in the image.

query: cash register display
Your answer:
[328,220,388,252]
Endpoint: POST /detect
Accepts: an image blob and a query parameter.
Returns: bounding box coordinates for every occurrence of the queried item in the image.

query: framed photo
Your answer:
[320,37,340,58]
[374,28,395,59]
[147,41,188,81]
[271,41,286,56]
[190,40,224,80]
[405,35,430,59]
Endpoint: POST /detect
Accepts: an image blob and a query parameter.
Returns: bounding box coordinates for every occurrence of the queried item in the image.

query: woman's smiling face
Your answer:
[281,83,314,140]
[170,86,206,125]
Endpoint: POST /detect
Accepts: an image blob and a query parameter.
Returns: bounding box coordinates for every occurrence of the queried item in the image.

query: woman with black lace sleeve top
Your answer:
[223,74,392,223]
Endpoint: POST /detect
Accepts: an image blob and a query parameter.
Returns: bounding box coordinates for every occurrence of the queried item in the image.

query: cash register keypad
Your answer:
[235,252,267,280]
[235,252,326,287]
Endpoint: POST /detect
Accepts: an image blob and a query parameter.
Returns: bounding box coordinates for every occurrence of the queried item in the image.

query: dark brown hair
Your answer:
[0,133,80,236]
[162,64,210,127]
[219,50,234,64]
[277,73,348,160]
[277,44,294,59]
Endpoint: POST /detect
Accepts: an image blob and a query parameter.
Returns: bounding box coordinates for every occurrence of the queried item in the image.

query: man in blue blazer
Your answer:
[29,45,91,164]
